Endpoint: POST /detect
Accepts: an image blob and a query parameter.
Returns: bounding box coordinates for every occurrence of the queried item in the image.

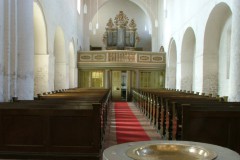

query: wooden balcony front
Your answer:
[77,50,166,70]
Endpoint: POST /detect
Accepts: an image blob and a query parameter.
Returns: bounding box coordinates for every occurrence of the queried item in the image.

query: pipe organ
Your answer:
[103,11,140,50]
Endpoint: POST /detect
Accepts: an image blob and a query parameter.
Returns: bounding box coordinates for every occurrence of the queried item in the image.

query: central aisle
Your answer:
[103,102,161,150]
[114,102,150,143]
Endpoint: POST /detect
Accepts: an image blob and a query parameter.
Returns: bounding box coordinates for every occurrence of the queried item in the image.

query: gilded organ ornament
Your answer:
[114,11,129,27]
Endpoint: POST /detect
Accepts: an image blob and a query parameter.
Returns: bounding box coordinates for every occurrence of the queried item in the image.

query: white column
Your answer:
[3,0,11,101]
[55,62,67,90]
[0,0,4,101]
[229,0,240,101]
[34,55,50,95]
[10,0,18,99]
[17,0,34,100]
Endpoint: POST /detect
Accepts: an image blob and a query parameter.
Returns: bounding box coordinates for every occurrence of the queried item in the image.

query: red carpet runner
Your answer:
[114,102,150,144]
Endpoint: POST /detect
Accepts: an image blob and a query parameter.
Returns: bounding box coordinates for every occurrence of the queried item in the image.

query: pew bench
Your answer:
[0,88,112,159]
[0,103,102,159]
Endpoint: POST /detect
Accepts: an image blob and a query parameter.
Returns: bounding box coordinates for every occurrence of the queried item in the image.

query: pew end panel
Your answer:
[181,105,240,154]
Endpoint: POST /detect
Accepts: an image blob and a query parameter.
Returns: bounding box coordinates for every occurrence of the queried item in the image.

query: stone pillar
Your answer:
[17,0,34,100]
[229,0,240,101]
[0,0,4,101]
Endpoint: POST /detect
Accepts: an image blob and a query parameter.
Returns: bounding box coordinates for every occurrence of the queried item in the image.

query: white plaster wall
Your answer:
[90,0,151,51]
[166,40,177,89]
[228,0,240,102]
[34,2,48,96]
[0,0,4,101]
[17,0,35,100]
[36,0,81,92]
[164,0,210,93]
[34,55,50,95]
[218,17,232,96]
[3,0,11,101]
[163,0,234,95]
[49,54,55,92]
[181,28,195,91]
[54,63,67,90]
[69,41,75,88]
[203,3,232,96]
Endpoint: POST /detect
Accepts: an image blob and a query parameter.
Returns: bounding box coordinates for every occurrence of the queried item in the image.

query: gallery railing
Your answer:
[77,50,166,70]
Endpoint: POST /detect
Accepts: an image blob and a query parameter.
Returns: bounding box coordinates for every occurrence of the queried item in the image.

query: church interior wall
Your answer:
[218,16,232,97]
[0,0,82,101]
[164,0,235,98]
[0,0,4,101]
[34,1,49,95]
[165,39,177,89]
[69,40,77,88]
[180,27,195,92]
[203,2,232,96]
[17,0,35,100]
[54,26,67,90]
[33,0,81,95]
[0,0,239,101]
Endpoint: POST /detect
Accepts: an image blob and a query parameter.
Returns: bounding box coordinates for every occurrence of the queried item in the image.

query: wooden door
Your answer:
[112,71,122,101]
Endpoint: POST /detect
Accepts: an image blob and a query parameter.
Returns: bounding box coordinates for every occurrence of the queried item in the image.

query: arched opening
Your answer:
[54,27,67,90]
[166,38,177,89]
[219,16,232,96]
[90,0,152,51]
[69,41,76,88]
[203,2,232,96]
[181,27,196,91]
[33,1,48,95]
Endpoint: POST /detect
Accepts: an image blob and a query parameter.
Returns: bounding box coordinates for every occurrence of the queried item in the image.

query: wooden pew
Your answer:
[180,104,240,154]
[132,88,219,135]
[131,88,240,155]
[0,88,111,159]
[160,96,219,139]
